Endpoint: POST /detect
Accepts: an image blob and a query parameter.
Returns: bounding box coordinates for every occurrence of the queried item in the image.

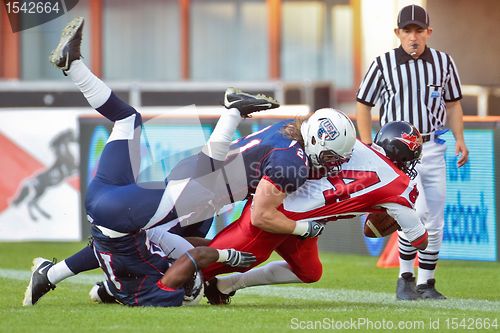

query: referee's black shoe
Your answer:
[49,16,84,72]
[416,279,447,299]
[396,273,422,300]
[224,88,279,118]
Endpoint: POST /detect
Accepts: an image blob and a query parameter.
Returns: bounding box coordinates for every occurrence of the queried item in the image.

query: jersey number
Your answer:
[323,170,381,203]
[96,251,122,290]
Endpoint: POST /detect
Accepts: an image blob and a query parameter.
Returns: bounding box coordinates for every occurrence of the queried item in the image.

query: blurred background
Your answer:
[1,0,499,113]
[0,0,499,264]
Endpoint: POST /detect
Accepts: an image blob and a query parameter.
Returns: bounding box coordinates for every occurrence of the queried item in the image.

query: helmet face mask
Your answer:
[317,149,352,173]
[394,157,420,179]
[301,108,356,173]
[374,121,423,179]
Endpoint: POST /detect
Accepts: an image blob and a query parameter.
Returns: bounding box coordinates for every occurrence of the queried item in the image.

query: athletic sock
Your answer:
[66,59,111,109]
[47,261,75,285]
[398,234,417,277]
[67,60,136,122]
[202,108,242,161]
[417,267,436,285]
[399,258,415,277]
[417,250,439,285]
[216,261,301,294]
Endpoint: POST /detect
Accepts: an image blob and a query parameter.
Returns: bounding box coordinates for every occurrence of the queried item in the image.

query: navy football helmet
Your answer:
[374,121,423,179]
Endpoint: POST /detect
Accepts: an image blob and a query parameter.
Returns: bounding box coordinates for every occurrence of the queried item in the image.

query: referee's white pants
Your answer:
[413,141,447,253]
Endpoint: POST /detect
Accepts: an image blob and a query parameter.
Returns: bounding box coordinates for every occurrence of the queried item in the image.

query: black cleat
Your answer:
[396,272,422,301]
[204,278,235,305]
[49,17,84,72]
[22,257,56,306]
[89,281,119,304]
[416,279,447,299]
[224,87,279,117]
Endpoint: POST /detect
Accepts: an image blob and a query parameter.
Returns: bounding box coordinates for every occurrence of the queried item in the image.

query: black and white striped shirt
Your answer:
[356,46,462,134]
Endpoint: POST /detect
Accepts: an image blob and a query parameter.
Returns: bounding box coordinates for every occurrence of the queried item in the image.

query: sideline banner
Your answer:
[0,110,87,241]
[440,130,497,261]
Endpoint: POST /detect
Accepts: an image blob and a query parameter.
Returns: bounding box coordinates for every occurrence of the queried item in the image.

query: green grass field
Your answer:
[1,242,499,333]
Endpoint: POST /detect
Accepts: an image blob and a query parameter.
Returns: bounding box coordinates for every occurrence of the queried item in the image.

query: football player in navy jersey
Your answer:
[22,17,275,307]
[24,17,356,307]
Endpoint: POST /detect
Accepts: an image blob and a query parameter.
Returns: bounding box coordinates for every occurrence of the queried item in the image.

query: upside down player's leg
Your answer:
[83,81,185,306]
[24,17,171,306]
[23,76,266,306]
[23,16,134,305]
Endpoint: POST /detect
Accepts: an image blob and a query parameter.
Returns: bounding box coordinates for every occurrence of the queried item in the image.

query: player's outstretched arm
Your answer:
[160,247,256,289]
[251,178,324,238]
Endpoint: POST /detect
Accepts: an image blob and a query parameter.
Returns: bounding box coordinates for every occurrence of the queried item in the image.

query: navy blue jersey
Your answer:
[92,228,184,306]
[164,120,310,218]
[229,120,309,194]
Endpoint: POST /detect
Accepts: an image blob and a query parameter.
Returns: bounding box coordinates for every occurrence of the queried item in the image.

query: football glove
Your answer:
[224,249,257,268]
[300,221,325,239]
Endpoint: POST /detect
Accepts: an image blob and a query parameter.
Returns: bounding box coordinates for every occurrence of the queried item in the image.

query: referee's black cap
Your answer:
[397,5,430,29]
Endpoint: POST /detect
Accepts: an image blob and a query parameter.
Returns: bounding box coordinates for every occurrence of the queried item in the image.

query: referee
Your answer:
[356,5,468,300]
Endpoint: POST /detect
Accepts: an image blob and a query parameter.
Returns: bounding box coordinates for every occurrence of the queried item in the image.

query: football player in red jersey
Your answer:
[202,121,429,305]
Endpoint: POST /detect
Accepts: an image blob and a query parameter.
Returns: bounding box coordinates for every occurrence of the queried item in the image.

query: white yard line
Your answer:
[239,286,500,313]
[2,268,499,312]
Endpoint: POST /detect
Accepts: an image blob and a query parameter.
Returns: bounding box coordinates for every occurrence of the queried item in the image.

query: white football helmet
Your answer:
[300,108,356,172]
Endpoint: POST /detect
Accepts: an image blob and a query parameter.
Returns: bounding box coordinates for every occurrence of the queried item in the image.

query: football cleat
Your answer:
[89,281,119,304]
[416,279,447,299]
[22,257,56,306]
[396,272,422,301]
[49,16,84,72]
[224,87,279,117]
[204,278,235,305]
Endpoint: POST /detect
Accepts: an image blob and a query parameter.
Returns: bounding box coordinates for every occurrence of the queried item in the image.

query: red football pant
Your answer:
[202,201,323,283]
